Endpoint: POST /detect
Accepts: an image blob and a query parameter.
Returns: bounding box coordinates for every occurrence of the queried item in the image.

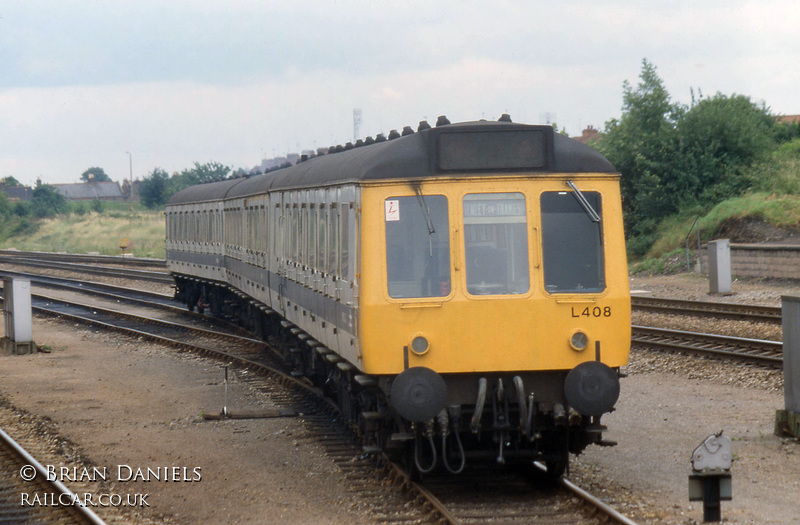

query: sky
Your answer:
[1,0,798,186]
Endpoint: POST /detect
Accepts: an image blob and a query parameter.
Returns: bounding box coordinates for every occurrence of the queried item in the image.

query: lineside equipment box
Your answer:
[3,277,36,354]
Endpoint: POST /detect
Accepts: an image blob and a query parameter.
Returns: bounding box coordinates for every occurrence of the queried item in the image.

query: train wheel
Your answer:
[541,428,569,481]
[544,454,568,480]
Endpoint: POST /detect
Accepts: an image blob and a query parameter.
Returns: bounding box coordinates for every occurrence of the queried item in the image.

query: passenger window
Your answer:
[308,207,317,269]
[291,207,299,262]
[463,193,529,295]
[385,195,450,298]
[328,207,338,276]
[340,207,350,279]
[540,191,605,293]
[318,207,327,273]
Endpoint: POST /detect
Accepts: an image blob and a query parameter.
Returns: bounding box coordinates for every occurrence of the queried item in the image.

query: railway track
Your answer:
[2,276,639,524]
[0,424,106,524]
[632,295,781,323]
[0,249,166,269]
[412,462,638,525]
[632,325,782,367]
[0,254,172,285]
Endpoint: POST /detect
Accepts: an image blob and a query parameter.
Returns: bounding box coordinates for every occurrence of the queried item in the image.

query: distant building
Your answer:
[121,179,141,203]
[776,115,800,125]
[572,125,601,144]
[1,181,141,203]
[52,181,124,201]
[0,184,33,201]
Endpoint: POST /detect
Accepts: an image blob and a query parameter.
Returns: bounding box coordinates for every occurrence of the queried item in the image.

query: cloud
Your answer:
[1,1,799,184]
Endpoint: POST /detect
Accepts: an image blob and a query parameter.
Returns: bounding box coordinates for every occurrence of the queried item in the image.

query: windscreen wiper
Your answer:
[413,185,436,235]
[565,180,601,223]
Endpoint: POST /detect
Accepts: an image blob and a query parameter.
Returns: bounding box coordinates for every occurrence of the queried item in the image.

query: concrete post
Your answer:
[707,240,732,294]
[777,296,800,436]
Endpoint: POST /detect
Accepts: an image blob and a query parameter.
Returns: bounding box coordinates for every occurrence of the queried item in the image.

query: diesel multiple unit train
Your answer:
[165,116,631,476]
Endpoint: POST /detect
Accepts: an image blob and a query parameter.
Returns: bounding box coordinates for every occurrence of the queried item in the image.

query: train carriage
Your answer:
[166,117,631,476]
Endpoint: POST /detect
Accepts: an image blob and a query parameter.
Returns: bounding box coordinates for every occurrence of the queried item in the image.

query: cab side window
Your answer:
[385,195,451,298]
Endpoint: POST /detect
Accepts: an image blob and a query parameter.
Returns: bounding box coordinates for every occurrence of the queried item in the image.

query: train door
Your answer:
[276,193,289,317]
[336,186,359,360]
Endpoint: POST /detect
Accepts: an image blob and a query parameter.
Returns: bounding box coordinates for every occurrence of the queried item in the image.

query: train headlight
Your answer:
[569,331,589,352]
[411,336,430,356]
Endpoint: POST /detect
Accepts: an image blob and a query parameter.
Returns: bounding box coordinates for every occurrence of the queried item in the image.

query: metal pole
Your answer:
[223,365,229,417]
[703,476,721,522]
[126,151,133,197]
[685,217,700,272]
[697,227,702,272]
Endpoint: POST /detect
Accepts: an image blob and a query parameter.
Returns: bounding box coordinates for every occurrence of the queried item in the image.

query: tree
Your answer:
[596,59,684,255]
[138,162,231,209]
[597,60,778,256]
[138,168,170,209]
[31,184,68,218]
[0,189,11,217]
[675,94,774,203]
[183,161,231,184]
[0,176,21,186]
[81,167,112,183]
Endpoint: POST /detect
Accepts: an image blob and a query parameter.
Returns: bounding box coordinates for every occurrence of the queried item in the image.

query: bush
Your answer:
[31,184,68,218]
[11,218,36,237]
[13,201,30,217]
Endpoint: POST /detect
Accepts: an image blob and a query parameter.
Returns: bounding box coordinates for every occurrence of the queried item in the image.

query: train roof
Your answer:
[167,176,247,205]
[168,120,616,205]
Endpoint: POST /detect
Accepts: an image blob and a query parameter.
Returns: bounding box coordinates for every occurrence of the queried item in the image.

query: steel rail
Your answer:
[381,457,461,525]
[562,476,640,525]
[0,269,172,301]
[632,325,783,366]
[632,296,781,323]
[0,249,166,268]
[529,462,641,525]
[26,293,270,353]
[25,296,336,412]
[0,425,107,525]
[0,256,173,284]
[0,269,177,308]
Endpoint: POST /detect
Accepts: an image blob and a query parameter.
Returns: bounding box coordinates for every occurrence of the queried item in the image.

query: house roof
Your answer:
[572,126,601,145]
[52,182,123,200]
[776,115,800,125]
[0,185,33,201]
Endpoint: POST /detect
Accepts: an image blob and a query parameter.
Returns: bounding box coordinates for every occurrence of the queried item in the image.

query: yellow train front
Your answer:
[166,117,630,477]
[357,122,630,476]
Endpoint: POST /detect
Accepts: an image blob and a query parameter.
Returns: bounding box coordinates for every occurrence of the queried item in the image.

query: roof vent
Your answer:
[418,120,431,131]
[498,113,512,122]
[436,115,451,127]
[388,129,401,140]
[401,126,414,136]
